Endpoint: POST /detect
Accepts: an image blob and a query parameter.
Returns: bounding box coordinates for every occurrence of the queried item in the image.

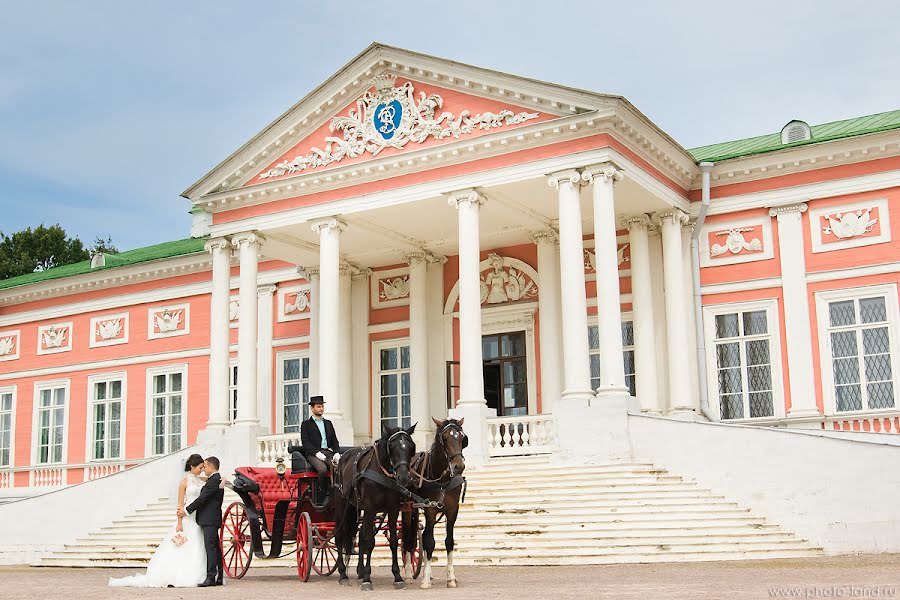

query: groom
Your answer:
[179,456,224,587]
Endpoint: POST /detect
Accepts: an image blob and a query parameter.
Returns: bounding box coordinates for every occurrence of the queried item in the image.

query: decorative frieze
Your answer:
[148,304,190,339]
[809,198,891,253]
[90,313,128,348]
[37,322,73,355]
[259,75,540,180]
[370,266,411,309]
[277,285,312,322]
[0,330,20,361]
[699,216,774,267]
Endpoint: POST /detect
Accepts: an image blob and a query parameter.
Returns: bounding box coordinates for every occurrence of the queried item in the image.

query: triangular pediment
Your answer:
[183,43,620,199]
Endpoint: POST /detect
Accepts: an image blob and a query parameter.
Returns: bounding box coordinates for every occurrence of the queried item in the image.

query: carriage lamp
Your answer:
[275,457,287,490]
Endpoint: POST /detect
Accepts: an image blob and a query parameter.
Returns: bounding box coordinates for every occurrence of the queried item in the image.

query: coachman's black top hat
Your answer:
[308,395,325,406]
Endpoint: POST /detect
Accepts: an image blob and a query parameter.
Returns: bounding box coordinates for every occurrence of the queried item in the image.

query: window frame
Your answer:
[0,385,17,469]
[371,337,412,431]
[815,284,900,416]
[702,299,785,421]
[228,358,239,424]
[31,378,70,466]
[144,364,188,457]
[587,312,636,397]
[276,350,311,434]
[85,372,127,463]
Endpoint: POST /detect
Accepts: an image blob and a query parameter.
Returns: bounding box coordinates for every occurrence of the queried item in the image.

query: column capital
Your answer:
[529,229,559,245]
[547,169,582,189]
[351,267,373,280]
[768,202,808,218]
[652,209,690,227]
[311,217,348,235]
[581,162,624,185]
[231,231,264,248]
[339,261,366,276]
[402,251,428,265]
[619,214,653,231]
[299,266,319,280]
[447,189,485,209]
[257,284,277,296]
[204,237,231,254]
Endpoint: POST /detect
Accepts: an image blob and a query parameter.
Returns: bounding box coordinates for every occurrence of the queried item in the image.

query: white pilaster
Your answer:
[232,232,261,427]
[622,215,661,413]
[654,210,697,415]
[447,189,494,466]
[583,163,629,397]
[427,257,448,423]
[770,203,819,418]
[548,170,593,404]
[351,269,371,445]
[530,229,563,413]
[338,263,354,425]
[305,268,320,396]
[256,284,276,434]
[203,238,231,433]
[405,251,432,445]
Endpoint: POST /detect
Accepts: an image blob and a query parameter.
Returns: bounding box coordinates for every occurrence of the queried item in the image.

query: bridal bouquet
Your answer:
[171,532,188,547]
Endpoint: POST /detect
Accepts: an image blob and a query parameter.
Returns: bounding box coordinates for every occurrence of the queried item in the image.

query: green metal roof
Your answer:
[688,109,900,163]
[0,237,209,291]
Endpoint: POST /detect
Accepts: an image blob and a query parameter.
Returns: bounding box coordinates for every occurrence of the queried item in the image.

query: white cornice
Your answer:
[0,347,211,381]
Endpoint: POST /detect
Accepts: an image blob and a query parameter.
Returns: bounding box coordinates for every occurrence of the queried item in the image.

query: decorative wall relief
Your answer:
[479,253,538,305]
[809,198,891,253]
[258,75,540,179]
[229,297,240,328]
[37,322,73,355]
[710,228,763,257]
[699,217,774,267]
[277,285,313,322]
[584,244,630,273]
[0,331,19,361]
[370,267,410,310]
[379,276,410,301]
[90,313,128,348]
[148,304,190,339]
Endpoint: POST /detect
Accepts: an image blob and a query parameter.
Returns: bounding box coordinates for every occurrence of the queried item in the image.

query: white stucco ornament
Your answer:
[259,74,540,179]
[584,245,630,272]
[379,276,410,301]
[822,209,877,239]
[284,290,311,314]
[229,299,240,321]
[42,326,67,349]
[710,228,763,257]
[0,336,14,356]
[155,309,182,333]
[479,253,537,304]
[96,319,122,341]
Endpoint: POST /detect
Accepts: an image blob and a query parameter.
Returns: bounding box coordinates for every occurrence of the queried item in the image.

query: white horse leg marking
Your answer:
[403,552,411,580]
[446,550,457,588]
[420,558,432,589]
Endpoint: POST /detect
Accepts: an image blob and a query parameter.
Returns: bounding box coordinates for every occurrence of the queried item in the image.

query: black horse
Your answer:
[332,421,417,591]
[403,417,467,589]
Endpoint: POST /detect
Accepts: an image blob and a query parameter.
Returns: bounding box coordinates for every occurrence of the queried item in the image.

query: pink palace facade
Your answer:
[2,44,900,494]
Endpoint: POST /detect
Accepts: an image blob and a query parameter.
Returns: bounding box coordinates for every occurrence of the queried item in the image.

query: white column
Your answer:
[312,218,345,416]
[447,189,494,466]
[622,215,661,413]
[256,284,276,434]
[548,170,593,403]
[350,270,371,444]
[770,203,819,418]
[583,163,629,397]
[305,268,320,395]
[530,229,563,413]
[204,238,231,431]
[654,210,696,414]
[338,263,354,423]
[681,220,700,403]
[232,232,262,426]
[405,251,431,445]
[426,257,448,422]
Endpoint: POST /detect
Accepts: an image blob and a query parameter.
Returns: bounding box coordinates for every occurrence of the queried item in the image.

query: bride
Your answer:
[109,454,209,588]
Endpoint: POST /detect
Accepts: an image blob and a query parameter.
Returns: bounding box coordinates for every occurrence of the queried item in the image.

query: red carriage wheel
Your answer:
[311,524,339,576]
[296,512,312,582]
[409,524,424,580]
[220,502,252,579]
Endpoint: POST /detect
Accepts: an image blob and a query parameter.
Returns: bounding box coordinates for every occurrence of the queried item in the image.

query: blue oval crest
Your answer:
[373,99,402,140]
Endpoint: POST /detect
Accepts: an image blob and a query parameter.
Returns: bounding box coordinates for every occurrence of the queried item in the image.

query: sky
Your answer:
[1,1,898,251]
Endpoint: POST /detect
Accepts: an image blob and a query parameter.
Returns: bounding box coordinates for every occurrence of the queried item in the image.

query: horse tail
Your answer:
[401,507,419,556]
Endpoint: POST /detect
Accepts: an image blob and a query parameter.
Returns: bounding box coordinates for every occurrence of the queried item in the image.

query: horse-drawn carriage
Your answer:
[219,446,424,582]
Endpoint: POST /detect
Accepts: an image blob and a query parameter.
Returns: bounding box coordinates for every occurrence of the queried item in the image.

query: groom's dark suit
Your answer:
[186,472,224,584]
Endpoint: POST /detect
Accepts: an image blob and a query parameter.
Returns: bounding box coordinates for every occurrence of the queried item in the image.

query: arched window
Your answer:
[781,120,811,144]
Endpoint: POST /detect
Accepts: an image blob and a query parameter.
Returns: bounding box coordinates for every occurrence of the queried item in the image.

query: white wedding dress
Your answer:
[109,473,208,588]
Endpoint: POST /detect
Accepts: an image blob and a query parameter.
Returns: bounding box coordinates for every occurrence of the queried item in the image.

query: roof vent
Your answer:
[90,251,106,269]
[781,120,811,144]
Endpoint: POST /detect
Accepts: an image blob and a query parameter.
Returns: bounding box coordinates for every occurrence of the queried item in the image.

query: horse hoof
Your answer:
[360,582,374,592]
[420,581,432,590]
[394,581,407,589]
[339,578,350,587]
[447,580,458,588]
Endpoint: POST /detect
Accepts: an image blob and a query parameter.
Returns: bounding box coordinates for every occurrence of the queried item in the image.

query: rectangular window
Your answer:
[229,362,238,424]
[282,356,310,433]
[0,388,13,468]
[36,384,67,464]
[90,376,123,461]
[150,369,184,456]
[826,295,896,412]
[712,309,775,420]
[588,321,637,396]
[379,344,411,429]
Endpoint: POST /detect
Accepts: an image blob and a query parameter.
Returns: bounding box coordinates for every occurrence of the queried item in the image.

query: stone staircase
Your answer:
[38,455,823,568]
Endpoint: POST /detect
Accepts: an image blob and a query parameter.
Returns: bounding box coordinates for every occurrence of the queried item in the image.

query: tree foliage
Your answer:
[0,225,102,279]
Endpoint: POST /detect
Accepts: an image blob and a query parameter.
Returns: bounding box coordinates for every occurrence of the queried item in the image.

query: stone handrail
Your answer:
[823,410,900,434]
[487,414,556,457]
[0,470,11,489]
[257,433,302,465]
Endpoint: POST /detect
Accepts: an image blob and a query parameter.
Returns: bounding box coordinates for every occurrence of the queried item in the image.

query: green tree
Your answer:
[0,225,90,279]
[92,235,119,255]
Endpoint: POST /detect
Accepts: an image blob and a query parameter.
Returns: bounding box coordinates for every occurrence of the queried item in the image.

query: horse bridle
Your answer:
[438,422,468,466]
[381,429,415,476]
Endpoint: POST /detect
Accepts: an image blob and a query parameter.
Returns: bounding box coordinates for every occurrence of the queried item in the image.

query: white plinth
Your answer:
[449,403,497,468]
[553,393,632,465]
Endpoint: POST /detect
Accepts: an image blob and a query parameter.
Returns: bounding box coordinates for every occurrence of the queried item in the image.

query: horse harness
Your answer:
[409,422,468,510]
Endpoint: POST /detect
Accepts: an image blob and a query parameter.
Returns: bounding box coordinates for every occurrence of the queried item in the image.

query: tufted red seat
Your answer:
[235,466,317,532]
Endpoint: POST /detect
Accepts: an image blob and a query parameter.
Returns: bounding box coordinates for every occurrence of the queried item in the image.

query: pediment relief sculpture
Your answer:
[479,253,538,305]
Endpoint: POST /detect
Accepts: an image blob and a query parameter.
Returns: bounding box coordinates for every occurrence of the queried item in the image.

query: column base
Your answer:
[787,407,822,419]
[553,392,632,465]
[449,402,496,468]
[666,409,707,422]
[594,384,631,397]
[560,388,594,405]
[196,424,227,447]
[222,421,261,469]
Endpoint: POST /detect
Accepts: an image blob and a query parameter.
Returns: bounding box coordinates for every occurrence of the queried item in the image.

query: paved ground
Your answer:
[2,555,898,599]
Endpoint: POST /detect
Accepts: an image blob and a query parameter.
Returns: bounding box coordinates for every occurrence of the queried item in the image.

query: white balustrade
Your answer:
[30,467,65,488]
[487,415,557,457]
[0,470,11,489]
[86,463,125,481]
[823,411,900,435]
[257,433,303,466]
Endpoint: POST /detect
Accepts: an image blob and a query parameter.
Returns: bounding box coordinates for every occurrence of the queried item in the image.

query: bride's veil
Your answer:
[165,459,189,508]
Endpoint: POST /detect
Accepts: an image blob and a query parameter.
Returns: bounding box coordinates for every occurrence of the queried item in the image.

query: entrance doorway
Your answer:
[482,331,528,417]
